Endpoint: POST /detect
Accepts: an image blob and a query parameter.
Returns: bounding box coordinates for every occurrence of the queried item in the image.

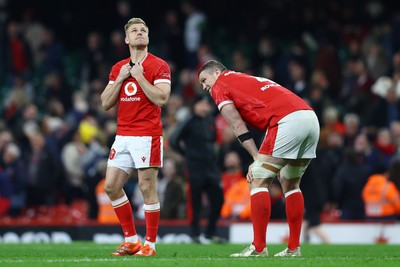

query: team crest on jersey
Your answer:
[124,82,138,96]
[109,148,116,160]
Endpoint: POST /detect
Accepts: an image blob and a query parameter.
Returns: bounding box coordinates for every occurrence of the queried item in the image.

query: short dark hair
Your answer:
[197,60,227,77]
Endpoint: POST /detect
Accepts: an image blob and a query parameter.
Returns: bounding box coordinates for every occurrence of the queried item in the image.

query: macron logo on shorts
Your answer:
[109,148,116,160]
[141,156,146,162]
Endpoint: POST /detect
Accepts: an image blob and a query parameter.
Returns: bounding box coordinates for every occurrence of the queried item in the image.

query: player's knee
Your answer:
[103,180,113,194]
[280,165,307,179]
[251,160,282,179]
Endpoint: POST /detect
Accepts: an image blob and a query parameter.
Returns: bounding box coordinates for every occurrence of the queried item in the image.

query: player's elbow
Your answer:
[157,95,169,107]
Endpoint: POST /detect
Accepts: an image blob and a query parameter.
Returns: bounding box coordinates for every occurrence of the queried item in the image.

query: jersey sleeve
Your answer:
[108,64,120,84]
[212,84,233,111]
[153,60,171,85]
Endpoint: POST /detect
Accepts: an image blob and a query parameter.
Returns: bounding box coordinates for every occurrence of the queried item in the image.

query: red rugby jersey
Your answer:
[212,70,312,131]
[108,53,171,136]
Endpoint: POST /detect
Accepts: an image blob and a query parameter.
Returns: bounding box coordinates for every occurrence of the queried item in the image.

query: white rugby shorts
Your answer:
[259,110,320,159]
[107,135,163,173]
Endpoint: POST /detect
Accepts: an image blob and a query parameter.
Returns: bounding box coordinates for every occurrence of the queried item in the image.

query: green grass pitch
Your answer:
[0,242,399,267]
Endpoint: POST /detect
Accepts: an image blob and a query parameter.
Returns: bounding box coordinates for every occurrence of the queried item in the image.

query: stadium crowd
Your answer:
[1,0,400,225]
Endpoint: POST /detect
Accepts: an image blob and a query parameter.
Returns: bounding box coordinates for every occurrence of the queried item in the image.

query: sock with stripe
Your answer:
[112,194,137,240]
[144,202,160,246]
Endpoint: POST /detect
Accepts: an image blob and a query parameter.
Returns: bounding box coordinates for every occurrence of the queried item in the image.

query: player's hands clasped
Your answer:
[130,61,144,79]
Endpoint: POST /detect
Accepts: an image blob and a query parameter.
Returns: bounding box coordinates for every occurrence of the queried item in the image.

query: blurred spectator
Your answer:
[316,131,345,206]
[390,120,400,146]
[61,129,87,205]
[363,38,390,80]
[1,142,27,216]
[258,63,276,81]
[286,59,309,98]
[390,52,400,75]
[43,72,72,112]
[220,151,244,195]
[342,112,361,147]
[332,148,370,220]
[2,75,33,126]
[78,115,100,145]
[306,69,333,120]
[0,130,14,152]
[24,131,64,216]
[347,57,376,115]
[20,7,45,67]
[159,158,186,219]
[169,94,224,243]
[174,68,198,101]
[362,160,400,220]
[37,27,64,76]
[340,55,360,110]
[220,175,251,221]
[158,9,185,72]
[1,20,32,86]
[371,127,396,171]
[11,103,40,153]
[276,41,309,85]
[84,139,108,220]
[195,43,217,73]
[80,31,107,87]
[354,132,379,172]
[181,0,207,69]
[230,49,253,74]
[162,93,190,141]
[252,35,278,75]
[107,29,129,65]
[313,37,342,101]
[319,106,345,148]
[112,0,133,33]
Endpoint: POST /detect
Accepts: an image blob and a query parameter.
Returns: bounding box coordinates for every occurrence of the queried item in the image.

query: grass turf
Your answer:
[0,242,399,267]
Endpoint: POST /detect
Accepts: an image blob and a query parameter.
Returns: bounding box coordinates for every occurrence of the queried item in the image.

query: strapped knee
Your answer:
[251,160,282,179]
[280,165,307,179]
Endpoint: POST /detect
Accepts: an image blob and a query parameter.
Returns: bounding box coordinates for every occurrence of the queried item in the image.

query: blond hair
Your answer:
[124,17,148,33]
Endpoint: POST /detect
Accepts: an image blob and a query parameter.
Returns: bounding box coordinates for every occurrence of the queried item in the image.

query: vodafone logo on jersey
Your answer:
[121,82,141,102]
[125,82,138,96]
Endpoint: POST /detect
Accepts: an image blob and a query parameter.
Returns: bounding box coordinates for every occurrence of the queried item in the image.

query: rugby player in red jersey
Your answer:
[101,17,171,257]
[198,60,320,257]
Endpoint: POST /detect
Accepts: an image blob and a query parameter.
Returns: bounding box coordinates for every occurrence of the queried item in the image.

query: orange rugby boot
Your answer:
[111,240,142,256]
[134,244,156,256]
